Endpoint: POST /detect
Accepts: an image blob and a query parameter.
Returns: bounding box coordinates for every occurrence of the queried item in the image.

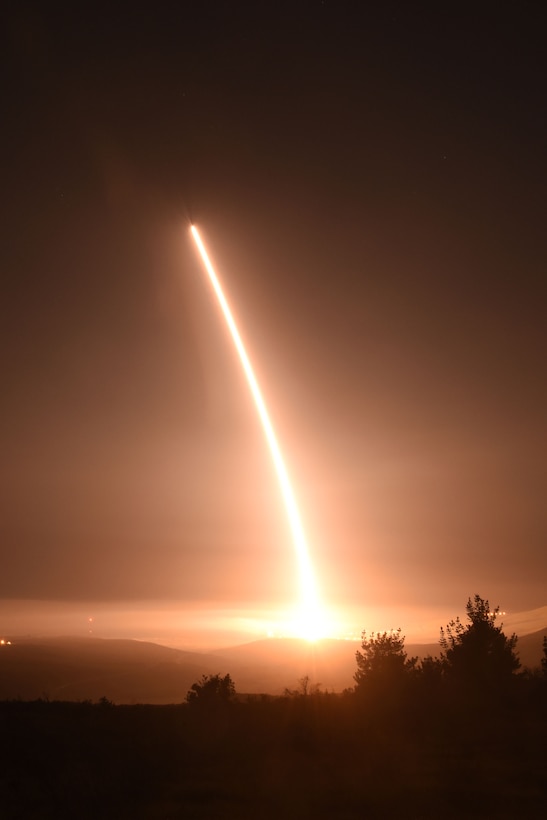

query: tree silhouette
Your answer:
[542,636,547,678]
[186,673,236,707]
[283,675,322,697]
[440,595,520,691]
[354,628,417,699]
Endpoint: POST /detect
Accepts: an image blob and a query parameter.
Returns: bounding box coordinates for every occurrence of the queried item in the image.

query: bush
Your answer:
[354,628,417,704]
[186,673,236,707]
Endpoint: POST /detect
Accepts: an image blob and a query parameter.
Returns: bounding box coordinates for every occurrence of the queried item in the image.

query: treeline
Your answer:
[0,595,545,819]
[186,595,547,710]
[350,594,546,709]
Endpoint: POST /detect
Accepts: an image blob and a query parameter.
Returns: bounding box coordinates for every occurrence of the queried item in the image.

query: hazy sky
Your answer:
[2,4,545,644]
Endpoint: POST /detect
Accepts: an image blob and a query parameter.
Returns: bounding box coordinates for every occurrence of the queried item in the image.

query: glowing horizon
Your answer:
[190,224,324,640]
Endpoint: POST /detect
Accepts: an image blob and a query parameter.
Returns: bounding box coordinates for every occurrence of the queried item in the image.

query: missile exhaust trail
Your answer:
[190,225,321,634]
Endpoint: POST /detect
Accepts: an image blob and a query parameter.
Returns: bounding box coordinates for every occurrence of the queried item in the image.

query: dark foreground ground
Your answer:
[1,687,546,819]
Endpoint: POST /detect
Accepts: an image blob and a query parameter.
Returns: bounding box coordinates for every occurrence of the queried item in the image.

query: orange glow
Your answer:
[190,225,323,640]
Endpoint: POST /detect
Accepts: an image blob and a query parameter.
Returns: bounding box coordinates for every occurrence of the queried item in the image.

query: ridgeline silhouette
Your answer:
[1,595,546,818]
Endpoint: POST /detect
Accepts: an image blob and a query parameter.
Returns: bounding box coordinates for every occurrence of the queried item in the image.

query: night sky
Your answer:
[2,3,546,644]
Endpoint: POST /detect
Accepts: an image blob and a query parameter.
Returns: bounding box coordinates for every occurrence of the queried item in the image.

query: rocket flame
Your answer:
[190,225,323,640]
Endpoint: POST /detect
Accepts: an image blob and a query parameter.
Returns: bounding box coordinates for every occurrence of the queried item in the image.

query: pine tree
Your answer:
[354,628,417,700]
[440,595,520,690]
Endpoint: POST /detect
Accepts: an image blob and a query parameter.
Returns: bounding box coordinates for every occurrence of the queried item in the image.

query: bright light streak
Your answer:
[190,225,323,639]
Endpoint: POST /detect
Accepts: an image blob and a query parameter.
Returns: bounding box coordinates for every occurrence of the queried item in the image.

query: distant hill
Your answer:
[0,627,545,703]
[0,637,225,704]
[512,627,547,670]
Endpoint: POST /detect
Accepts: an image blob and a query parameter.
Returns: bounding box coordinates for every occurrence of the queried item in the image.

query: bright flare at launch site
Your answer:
[190,225,327,641]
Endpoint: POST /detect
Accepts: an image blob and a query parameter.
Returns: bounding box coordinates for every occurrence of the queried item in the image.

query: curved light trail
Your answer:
[190,225,322,637]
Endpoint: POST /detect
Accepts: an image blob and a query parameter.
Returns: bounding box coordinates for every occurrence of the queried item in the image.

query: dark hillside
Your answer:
[0,637,224,703]
[1,630,545,703]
